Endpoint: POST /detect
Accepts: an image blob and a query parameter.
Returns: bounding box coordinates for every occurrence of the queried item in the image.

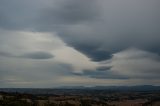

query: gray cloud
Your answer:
[71,44,113,61]
[38,0,160,61]
[0,51,54,60]
[0,0,160,60]
[0,0,160,87]
[21,51,54,59]
[96,66,112,71]
[73,48,160,80]
[0,58,74,87]
[0,51,13,58]
[108,48,160,79]
[73,69,129,79]
[40,0,99,25]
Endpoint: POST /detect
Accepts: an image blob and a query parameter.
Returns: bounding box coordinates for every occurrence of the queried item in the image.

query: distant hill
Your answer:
[0,85,160,94]
[58,85,160,91]
[90,85,160,91]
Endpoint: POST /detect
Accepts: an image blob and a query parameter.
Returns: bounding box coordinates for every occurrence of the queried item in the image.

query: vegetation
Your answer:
[0,90,160,106]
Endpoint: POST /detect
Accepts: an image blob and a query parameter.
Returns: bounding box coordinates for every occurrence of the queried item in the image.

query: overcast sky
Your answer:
[0,0,160,88]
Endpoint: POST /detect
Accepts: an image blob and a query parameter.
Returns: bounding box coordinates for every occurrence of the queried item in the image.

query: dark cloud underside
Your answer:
[21,52,54,59]
[0,0,160,87]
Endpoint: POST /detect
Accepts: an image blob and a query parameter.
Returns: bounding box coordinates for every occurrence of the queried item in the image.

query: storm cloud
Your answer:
[36,0,160,61]
[0,0,160,87]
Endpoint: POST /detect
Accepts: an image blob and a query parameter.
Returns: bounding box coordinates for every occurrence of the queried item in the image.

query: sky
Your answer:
[0,0,160,88]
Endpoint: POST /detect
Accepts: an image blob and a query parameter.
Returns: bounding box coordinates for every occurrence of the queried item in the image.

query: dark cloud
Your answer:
[74,69,129,79]
[0,0,29,30]
[53,0,160,61]
[35,0,160,62]
[71,44,113,61]
[39,0,99,25]
[0,51,54,60]
[0,0,160,87]
[96,66,112,71]
[0,0,159,61]
[72,66,127,79]
[0,0,52,30]
[21,52,54,59]
[0,0,99,30]
[0,51,13,57]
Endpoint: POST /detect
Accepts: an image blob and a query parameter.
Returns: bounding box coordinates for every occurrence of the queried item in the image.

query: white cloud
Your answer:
[53,46,98,73]
[0,29,100,87]
[109,48,160,79]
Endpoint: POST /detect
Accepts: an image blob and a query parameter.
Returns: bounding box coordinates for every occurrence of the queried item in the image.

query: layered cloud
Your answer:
[0,30,99,87]
[33,0,160,61]
[0,0,160,87]
[109,48,160,79]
